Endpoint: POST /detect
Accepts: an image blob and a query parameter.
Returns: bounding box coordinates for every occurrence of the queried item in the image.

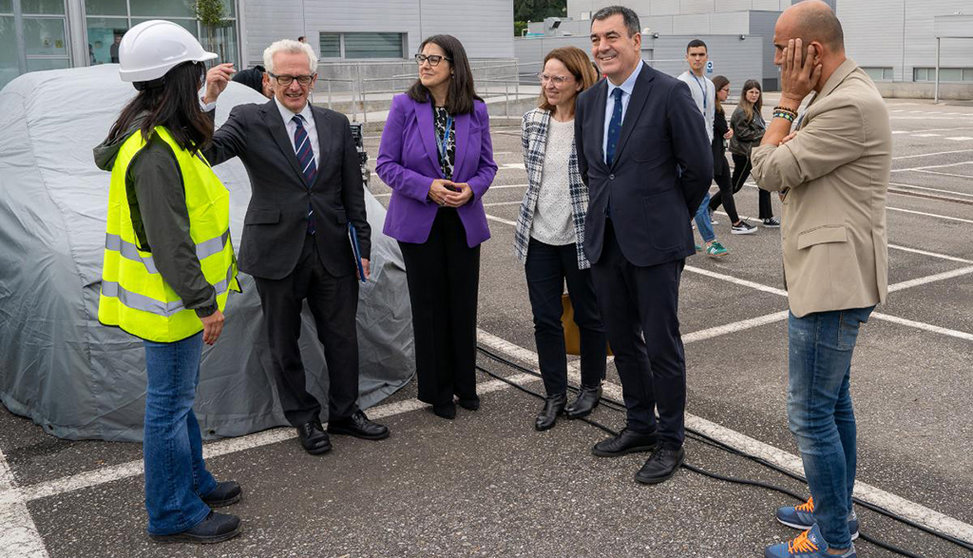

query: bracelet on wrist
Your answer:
[772,110,796,122]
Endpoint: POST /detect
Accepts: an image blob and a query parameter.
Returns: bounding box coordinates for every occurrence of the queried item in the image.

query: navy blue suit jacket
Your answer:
[575,62,713,267]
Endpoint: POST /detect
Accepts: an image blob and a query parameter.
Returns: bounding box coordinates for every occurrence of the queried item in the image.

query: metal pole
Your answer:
[328,80,332,109]
[934,37,940,103]
[504,80,509,117]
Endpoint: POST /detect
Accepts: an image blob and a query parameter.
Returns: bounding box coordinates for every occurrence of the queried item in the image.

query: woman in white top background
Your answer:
[516,47,606,432]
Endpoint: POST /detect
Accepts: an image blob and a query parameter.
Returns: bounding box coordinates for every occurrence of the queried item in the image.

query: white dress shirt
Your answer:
[274,97,320,162]
[602,60,645,160]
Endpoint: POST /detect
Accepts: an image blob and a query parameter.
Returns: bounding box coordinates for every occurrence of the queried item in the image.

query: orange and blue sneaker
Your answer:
[776,497,860,540]
[765,524,856,558]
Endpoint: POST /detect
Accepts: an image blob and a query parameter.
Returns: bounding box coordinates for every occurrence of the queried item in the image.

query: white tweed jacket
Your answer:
[515,108,590,269]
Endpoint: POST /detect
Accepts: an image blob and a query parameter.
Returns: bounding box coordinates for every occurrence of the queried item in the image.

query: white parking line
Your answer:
[0,449,49,558]
[888,206,973,224]
[888,182,973,198]
[892,148,973,161]
[888,243,973,264]
[887,265,973,293]
[474,330,973,546]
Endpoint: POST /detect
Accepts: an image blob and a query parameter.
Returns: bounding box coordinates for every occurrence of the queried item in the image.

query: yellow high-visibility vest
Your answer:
[99,126,240,342]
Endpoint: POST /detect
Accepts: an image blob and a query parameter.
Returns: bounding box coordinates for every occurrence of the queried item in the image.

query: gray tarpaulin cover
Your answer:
[0,65,414,441]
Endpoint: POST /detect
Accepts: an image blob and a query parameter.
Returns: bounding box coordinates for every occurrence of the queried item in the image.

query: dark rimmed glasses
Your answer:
[268,72,315,86]
[415,53,452,66]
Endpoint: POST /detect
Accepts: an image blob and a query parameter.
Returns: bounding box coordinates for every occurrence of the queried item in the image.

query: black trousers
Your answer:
[524,238,606,396]
[398,208,481,407]
[718,153,773,219]
[590,221,687,449]
[253,234,360,426]
[707,150,741,224]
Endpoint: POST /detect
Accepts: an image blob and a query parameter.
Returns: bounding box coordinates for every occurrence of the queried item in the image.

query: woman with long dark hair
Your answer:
[708,75,756,234]
[94,20,242,543]
[722,79,779,228]
[517,46,606,431]
[376,35,497,419]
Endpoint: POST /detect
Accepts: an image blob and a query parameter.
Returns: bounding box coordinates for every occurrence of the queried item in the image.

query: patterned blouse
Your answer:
[433,105,456,180]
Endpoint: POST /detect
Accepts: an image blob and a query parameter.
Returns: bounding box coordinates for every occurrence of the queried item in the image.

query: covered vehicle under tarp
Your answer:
[0,65,414,441]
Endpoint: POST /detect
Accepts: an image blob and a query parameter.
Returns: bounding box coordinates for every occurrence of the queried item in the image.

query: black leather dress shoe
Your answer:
[429,401,456,420]
[201,480,242,508]
[149,511,241,544]
[457,395,480,411]
[297,420,332,455]
[535,393,567,431]
[565,384,602,419]
[327,410,390,440]
[592,428,658,457]
[635,445,685,484]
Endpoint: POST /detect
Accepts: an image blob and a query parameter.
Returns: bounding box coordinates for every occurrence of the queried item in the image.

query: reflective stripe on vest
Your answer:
[99,126,240,342]
[104,230,230,275]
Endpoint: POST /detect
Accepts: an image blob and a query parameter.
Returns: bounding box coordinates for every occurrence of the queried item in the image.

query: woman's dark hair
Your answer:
[712,74,729,116]
[107,61,213,154]
[737,79,763,123]
[407,34,481,115]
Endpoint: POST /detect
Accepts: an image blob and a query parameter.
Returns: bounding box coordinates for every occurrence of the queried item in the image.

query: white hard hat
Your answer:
[118,20,217,83]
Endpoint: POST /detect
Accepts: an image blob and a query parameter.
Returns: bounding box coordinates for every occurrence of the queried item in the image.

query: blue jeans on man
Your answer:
[143,332,216,535]
[787,305,874,549]
[693,192,715,244]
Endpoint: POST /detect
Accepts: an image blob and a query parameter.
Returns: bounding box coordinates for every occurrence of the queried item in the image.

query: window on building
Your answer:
[914,67,973,83]
[320,33,340,58]
[862,67,893,81]
[317,32,406,59]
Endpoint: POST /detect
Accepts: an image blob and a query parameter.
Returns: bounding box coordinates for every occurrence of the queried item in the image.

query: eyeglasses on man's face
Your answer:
[415,53,452,66]
[268,72,315,87]
[537,72,573,86]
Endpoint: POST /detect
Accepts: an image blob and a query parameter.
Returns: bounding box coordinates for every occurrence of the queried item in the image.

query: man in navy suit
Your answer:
[575,5,712,484]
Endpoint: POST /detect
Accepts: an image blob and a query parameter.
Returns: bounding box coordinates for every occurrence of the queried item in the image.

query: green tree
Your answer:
[514,0,567,35]
[195,0,228,59]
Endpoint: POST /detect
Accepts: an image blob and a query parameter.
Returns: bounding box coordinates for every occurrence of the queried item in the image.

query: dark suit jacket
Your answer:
[204,100,368,280]
[575,63,713,267]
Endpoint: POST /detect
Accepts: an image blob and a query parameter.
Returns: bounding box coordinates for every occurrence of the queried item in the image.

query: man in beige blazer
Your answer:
[750,2,892,558]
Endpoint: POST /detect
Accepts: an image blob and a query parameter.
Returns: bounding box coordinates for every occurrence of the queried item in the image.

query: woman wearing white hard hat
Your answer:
[94,20,242,544]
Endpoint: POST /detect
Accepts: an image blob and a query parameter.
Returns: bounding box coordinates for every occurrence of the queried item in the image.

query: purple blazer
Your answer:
[376,93,498,247]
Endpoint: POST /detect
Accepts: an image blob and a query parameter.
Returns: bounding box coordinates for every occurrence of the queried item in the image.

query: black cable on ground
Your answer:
[476,345,973,553]
[475,350,972,557]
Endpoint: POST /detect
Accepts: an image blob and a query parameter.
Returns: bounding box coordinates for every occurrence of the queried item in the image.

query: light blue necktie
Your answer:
[605,88,624,166]
[292,115,317,234]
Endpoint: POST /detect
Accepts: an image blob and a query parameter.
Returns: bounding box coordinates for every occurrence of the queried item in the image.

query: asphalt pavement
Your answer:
[1,97,971,558]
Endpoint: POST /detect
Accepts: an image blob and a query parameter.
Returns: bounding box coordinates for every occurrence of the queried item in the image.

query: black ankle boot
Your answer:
[565,384,602,419]
[534,393,567,431]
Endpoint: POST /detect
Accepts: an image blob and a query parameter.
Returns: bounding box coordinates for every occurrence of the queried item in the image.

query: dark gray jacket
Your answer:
[93,120,217,317]
[729,106,766,156]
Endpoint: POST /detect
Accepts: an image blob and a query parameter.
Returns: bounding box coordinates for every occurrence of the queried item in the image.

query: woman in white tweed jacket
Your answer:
[516,46,606,432]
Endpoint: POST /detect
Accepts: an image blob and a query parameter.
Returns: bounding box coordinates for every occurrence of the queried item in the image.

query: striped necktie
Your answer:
[292,115,317,234]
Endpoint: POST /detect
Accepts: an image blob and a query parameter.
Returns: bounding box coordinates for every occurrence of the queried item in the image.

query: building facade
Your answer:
[0,0,514,90]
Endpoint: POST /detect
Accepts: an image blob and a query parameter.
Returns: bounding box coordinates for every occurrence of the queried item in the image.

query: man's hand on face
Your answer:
[779,38,821,110]
[203,63,235,105]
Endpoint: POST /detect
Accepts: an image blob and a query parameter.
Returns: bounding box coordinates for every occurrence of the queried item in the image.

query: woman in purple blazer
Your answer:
[376,34,497,420]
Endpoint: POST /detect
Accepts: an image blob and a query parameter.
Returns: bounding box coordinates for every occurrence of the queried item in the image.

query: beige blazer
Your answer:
[751,59,892,318]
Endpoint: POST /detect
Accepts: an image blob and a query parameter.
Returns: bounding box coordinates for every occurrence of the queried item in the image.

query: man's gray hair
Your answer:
[263,39,319,74]
[591,5,641,37]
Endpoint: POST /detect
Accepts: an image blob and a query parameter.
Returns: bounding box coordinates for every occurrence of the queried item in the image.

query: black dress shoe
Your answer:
[457,395,480,411]
[534,393,567,431]
[565,384,602,419]
[327,410,390,440]
[297,420,332,455]
[591,428,658,457]
[429,401,456,420]
[149,511,241,544]
[201,480,242,508]
[635,445,685,484]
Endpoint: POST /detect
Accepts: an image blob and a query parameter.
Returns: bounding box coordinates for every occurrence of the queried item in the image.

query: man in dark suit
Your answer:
[575,6,712,484]
[202,39,389,455]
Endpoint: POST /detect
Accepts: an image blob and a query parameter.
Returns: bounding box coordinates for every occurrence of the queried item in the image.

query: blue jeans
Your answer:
[143,332,216,535]
[787,306,874,549]
[694,192,715,243]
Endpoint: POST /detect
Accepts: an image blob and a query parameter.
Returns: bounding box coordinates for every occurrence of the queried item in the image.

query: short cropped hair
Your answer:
[263,39,318,75]
[687,39,707,52]
[591,5,640,37]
